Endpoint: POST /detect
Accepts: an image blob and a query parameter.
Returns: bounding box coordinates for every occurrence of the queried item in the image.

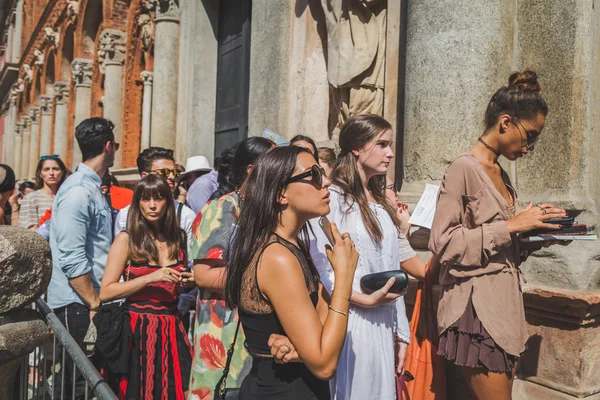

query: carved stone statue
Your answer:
[66,0,80,23]
[137,14,154,51]
[33,49,44,66]
[22,65,33,83]
[44,27,60,48]
[15,78,25,93]
[320,0,387,133]
[144,0,180,18]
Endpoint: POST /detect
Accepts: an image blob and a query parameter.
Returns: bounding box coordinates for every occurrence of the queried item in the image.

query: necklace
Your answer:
[478,137,501,157]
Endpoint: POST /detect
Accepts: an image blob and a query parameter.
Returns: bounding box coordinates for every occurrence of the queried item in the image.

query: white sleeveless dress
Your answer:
[309,186,416,400]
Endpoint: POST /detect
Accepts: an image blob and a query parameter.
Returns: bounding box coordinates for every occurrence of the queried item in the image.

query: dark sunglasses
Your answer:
[514,118,539,151]
[148,168,180,178]
[40,154,59,160]
[286,165,326,186]
[112,141,120,151]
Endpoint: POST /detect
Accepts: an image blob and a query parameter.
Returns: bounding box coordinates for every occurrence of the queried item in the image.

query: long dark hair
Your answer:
[225,146,318,308]
[231,137,274,190]
[127,174,183,263]
[210,143,238,200]
[331,114,400,244]
[291,135,319,161]
[35,157,68,190]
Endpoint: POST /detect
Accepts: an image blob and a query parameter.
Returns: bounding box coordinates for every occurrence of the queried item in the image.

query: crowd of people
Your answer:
[0,70,572,400]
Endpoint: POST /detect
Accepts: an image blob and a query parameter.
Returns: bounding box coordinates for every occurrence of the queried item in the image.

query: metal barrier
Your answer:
[15,299,117,400]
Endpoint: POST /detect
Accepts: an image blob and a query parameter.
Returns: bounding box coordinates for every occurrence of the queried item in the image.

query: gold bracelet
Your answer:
[332,295,350,302]
[328,305,348,317]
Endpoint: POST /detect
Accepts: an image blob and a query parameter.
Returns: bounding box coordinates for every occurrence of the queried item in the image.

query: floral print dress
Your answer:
[187,192,252,400]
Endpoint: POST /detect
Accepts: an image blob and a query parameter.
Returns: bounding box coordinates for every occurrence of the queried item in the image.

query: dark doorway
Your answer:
[214,0,252,159]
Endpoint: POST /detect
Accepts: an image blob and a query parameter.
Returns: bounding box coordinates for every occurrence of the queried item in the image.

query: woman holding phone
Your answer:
[225,145,359,399]
[429,70,569,399]
[100,174,194,398]
[310,114,426,399]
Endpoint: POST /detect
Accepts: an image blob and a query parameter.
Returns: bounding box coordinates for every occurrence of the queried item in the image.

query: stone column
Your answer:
[3,98,16,167]
[28,108,40,177]
[98,29,126,168]
[12,2,22,62]
[20,116,30,179]
[150,0,180,149]
[13,122,22,178]
[39,96,53,157]
[53,82,69,160]
[71,59,93,169]
[140,71,153,150]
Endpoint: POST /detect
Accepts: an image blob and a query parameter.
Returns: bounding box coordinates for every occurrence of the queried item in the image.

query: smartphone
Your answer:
[319,216,335,245]
[544,217,574,226]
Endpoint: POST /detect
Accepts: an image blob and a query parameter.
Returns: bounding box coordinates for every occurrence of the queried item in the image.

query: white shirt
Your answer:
[114,200,196,253]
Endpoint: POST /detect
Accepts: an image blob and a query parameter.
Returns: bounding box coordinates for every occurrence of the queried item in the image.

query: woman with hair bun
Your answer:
[430,70,570,398]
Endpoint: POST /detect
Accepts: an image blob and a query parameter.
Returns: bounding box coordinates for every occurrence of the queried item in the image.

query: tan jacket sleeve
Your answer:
[429,161,512,269]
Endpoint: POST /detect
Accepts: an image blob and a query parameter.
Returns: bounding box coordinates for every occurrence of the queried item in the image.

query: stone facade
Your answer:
[0,0,598,398]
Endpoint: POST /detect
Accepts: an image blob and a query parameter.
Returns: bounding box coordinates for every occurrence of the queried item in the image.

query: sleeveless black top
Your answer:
[238,234,330,400]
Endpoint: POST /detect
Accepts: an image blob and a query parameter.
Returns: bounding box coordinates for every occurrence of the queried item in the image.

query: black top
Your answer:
[238,234,330,400]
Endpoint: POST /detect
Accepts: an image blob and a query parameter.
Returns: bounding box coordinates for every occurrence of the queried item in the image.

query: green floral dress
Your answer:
[187,192,251,400]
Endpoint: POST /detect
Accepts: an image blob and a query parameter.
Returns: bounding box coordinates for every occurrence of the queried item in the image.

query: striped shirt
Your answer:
[18,190,54,229]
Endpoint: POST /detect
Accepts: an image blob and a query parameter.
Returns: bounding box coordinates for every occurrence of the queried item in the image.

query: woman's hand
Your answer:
[180,270,195,287]
[325,223,359,283]
[396,340,408,375]
[269,334,302,364]
[147,267,182,284]
[352,277,403,307]
[506,202,567,234]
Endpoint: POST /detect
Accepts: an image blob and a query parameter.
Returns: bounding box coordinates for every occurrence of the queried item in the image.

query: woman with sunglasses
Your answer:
[430,71,569,399]
[225,146,358,399]
[18,155,68,230]
[310,114,424,399]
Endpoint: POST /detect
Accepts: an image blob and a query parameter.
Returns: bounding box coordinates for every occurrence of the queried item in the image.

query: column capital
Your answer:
[140,70,154,85]
[21,115,31,129]
[54,82,69,105]
[14,121,23,134]
[98,29,126,73]
[28,107,40,122]
[72,58,93,87]
[146,0,180,21]
[40,95,53,114]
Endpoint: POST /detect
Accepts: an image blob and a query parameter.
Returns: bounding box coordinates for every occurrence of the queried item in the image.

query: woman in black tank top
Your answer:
[224,146,359,399]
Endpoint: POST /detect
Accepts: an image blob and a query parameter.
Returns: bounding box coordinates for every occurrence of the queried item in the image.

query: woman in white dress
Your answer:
[310,114,426,399]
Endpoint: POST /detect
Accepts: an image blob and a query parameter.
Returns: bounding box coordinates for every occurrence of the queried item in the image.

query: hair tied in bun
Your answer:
[508,70,541,92]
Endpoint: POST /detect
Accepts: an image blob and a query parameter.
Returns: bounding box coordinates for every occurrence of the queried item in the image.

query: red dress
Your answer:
[118,250,192,400]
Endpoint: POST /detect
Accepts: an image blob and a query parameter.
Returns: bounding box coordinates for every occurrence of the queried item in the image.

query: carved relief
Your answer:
[33,49,45,66]
[71,59,93,87]
[23,65,33,83]
[44,27,60,48]
[145,0,180,19]
[66,0,80,24]
[53,82,69,104]
[137,14,154,51]
[97,30,126,74]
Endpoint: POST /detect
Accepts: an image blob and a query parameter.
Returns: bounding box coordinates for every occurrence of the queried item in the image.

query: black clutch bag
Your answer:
[360,270,409,295]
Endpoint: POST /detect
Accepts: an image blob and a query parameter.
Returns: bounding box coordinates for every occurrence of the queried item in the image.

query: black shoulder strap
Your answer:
[214,319,241,398]
[177,201,183,224]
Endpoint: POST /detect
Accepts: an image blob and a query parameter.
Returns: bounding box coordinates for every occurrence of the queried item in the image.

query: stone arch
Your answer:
[60,24,76,82]
[32,66,42,104]
[79,0,103,59]
[58,24,77,166]
[41,49,57,96]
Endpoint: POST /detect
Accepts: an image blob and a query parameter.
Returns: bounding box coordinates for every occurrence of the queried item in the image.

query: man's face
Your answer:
[141,159,177,190]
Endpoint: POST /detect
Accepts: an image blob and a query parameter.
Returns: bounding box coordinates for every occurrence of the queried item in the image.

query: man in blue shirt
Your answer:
[48,118,118,398]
